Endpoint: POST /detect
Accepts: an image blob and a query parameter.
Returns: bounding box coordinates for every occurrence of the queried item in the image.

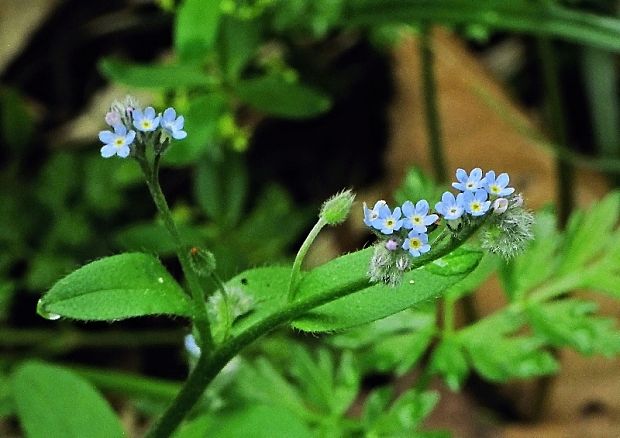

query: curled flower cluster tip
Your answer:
[98,96,187,158]
[363,167,532,285]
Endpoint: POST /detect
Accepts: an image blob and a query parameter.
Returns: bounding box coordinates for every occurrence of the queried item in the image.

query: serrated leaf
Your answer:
[38,253,191,321]
[501,209,560,300]
[175,0,221,61]
[12,361,124,438]
[292,247,482,332]
[235,75,331,118]
[559,191,620,274]
[369,389,440,436]
[462,336,559,382]
[527,299,620,356]
[99,58,213,88]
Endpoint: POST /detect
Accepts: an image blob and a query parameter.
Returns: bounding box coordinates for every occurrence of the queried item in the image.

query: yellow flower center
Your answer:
[410,238,421,249]
[114,138,124,147]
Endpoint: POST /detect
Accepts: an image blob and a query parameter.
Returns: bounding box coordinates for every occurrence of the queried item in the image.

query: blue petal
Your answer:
[113,124,127,135]
[100,144,116,158]
[485,170,496,184]
[132,109,144,122]
[117,145,131,158]
[496,172,509,187]
[415,199,429,215]
[174,115,185,129]
[98,130,114,143]
[172,130,187,140]
[163,107,176,122]
[456,168,467,182]
[470,168,483,180]
[442,191,455,205]
[126,130,136,144]
[144,106,156,119]
[424,214,439,225]
[401,200,415,217]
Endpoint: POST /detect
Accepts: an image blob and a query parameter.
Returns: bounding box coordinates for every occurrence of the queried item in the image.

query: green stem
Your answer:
[146,221,482,438]
[443,296,456,337]
[420,23,447,183]
[537,38,574,227]
[287,217,327,301]
[138,157,214,352]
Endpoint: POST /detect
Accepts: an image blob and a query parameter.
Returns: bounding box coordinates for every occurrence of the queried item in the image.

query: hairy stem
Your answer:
[146,221,481,437]
[138,157,214,352]
[287,217,327,301]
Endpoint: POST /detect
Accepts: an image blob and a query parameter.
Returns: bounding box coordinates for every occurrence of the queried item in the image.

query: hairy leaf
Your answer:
[292,247,482,332]
[38,253,191,321]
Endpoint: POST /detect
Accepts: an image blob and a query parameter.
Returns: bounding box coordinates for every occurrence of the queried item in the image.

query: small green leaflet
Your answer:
[38,253,191,321]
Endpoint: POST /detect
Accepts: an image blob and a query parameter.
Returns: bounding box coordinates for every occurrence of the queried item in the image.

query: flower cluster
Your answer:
[98,96,187,158]
[363,167,533,285]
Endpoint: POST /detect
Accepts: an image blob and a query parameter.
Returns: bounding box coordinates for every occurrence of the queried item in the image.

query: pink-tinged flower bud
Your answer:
[385,239,399,251]
[493,198,509,214]
[105,111,121,126]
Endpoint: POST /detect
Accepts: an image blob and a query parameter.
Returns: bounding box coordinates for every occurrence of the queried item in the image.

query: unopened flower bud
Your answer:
[320,189,356,225]
[188,246,216,277]
[105,111,121,126]
[385,239,399,251]
[512,193,524,208]
[493,198,508,214]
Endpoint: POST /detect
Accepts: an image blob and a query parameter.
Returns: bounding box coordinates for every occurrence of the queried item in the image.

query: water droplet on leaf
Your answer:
[36,299,61,320]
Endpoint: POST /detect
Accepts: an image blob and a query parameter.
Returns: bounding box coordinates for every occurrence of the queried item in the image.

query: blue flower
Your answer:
[402,200,439,233]
[484,170,515,197]
[363,200,387,227]
[99,124,136,158]
[402,231,430,257]
[132,106,160,132]
[462,189,491,216]
[371,204,404,235]
[160,107,187,140]
[452,168,486,192]
[435,191,465,220]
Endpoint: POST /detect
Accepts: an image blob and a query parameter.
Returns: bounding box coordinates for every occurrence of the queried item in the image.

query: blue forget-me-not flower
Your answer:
[402,200,439,233]
[132,106,161,132]
[402,231,430,257]
[462,189,491,216]
[452,168,486,192]
[371,204,404,235]
[484,170,515,197]
[160,107,187,140]
[435,191,465,220]
[363,200,387,227]
[99,124,136,158]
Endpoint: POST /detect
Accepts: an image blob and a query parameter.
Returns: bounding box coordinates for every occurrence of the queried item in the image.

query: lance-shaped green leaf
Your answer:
[292,246,482,332]
[99,58,215,89]
[38,253,191,321]
[12,361,124,438]
[235,75,331,118]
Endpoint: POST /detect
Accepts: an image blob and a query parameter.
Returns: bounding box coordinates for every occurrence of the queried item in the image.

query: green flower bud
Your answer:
[188,247,216,277]
[320,189,356,226]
